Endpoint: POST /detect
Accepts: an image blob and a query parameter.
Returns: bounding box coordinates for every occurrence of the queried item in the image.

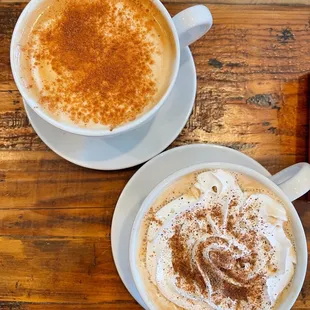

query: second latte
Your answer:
[136,169,296,309]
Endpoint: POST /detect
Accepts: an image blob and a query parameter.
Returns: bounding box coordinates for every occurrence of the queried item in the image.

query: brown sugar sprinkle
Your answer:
[28,0,162,128]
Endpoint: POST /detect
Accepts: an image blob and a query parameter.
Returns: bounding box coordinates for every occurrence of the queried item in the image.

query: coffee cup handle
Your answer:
[270,163,310,201]
[172,5,213,49]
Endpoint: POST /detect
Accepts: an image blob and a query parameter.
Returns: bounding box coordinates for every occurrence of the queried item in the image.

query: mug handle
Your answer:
[270,163,310,202]
[172,5,213,49]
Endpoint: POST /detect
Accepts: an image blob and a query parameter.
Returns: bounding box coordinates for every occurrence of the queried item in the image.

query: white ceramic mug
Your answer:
[10,1,213,137]
[130,162,310,309]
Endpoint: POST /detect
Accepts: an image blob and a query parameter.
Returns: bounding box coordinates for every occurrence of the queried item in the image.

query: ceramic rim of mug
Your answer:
[129,162,307,310]
[10,0,181,137]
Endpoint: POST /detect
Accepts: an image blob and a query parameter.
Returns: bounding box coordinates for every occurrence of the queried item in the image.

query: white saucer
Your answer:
[23,47,196,170]
[111,144,271,308]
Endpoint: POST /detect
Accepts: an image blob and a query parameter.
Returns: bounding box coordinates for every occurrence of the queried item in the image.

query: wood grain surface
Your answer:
[1,0,310,309]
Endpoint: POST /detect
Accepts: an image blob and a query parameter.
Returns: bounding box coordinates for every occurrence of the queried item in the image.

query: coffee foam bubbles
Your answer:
[144,170,296,309]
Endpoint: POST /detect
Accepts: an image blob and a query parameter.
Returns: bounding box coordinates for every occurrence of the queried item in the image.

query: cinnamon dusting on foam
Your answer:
[21,0,176,129]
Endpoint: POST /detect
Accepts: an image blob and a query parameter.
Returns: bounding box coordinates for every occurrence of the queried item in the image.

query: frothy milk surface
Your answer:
[19,0,176,130]
[137,169,296,310]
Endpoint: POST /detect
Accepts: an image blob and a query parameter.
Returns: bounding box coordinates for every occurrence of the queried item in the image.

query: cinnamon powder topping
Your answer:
[169,225,206,294]
[170,224,265,307]
[26,0,171,128]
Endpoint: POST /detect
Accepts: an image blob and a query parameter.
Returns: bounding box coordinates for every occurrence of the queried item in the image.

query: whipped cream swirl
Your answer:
[145,170,296,310]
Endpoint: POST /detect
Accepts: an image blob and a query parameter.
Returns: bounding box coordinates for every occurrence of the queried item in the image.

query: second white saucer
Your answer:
[23,47,196,170]
[111,144,271,308]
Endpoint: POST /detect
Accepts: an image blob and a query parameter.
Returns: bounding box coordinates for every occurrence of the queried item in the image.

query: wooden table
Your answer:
[1,0,310,309]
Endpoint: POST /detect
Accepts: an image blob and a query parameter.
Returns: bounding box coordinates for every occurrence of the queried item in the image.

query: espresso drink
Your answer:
[19,0,176,129]
[137,169,296,309]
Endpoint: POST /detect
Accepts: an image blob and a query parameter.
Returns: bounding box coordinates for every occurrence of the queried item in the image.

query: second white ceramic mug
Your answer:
[10,1,213,137]
[130,161,310,309]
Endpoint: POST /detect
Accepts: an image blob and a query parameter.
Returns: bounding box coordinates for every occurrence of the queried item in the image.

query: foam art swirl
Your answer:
[145,170,296,310]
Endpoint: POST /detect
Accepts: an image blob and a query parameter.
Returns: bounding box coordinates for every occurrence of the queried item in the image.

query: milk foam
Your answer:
[20,0,176,129]
[143,170,296,310]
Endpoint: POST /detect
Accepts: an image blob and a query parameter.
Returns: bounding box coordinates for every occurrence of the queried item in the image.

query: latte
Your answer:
[18,0,176,130]
[137,169,296,309]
